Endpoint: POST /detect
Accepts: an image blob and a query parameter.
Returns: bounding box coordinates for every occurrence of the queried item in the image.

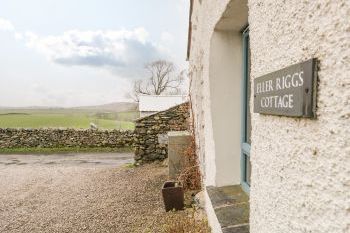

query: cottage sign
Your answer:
[254,59,318,118]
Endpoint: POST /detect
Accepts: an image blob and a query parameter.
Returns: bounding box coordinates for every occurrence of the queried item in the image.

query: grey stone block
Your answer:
[167,131,191,179]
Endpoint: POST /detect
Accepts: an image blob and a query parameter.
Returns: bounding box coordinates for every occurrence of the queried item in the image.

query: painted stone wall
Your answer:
[0,128,134,148]
[248,1,349,232]
[134,102,190,163]
[189,0,350,233]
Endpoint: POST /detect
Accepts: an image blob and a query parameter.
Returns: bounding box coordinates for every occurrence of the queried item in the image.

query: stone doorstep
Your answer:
[222,224,249,233]
[206,185,250,233]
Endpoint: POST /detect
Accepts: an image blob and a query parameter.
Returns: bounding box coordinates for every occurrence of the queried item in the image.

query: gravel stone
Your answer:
[0,153,161,232]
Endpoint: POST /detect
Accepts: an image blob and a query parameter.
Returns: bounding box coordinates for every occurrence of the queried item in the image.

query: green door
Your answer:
[241,27,251,194]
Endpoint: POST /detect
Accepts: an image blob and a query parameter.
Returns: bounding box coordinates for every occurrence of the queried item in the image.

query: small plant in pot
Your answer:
[162,181,184,212]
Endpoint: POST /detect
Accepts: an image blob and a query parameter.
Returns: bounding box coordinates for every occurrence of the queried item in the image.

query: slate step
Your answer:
[215,203,249,228]
[206,185,250,233]
[222,225,249,233]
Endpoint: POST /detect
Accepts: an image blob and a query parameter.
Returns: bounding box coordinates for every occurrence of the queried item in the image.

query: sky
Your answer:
[0,0,189,107]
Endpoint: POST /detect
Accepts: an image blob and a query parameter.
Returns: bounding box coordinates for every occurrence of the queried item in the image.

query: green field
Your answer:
[0,110,139,130]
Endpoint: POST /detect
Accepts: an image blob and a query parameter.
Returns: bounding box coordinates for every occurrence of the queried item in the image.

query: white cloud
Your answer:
[0,16,180,83]
[176,0,189,14]
[19,71,133,107]
[0,18,15,31]
[161,31,174,44]
[24,28,168,72]
[14,32,23,40]
[0,17,170,78]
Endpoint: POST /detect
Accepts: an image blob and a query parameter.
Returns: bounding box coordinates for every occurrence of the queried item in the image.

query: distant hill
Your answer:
[71,102,138,112]
[0,102,138,113]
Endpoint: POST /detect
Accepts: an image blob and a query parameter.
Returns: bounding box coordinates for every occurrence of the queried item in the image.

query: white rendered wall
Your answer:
[140,111,157,118]
[138,95,187,112]
[189,0,248,188]
[209,30,242,186]
[248,1,350,232]
[189,0,350,232]
[204,190,223,233]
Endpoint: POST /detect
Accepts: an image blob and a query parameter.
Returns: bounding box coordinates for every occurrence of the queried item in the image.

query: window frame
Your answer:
[240,26,251,194]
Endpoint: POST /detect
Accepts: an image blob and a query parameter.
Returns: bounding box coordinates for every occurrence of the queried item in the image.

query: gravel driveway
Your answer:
[0,153,169,233]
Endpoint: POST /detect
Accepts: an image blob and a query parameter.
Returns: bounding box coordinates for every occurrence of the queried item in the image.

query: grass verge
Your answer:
[0,147,133,154]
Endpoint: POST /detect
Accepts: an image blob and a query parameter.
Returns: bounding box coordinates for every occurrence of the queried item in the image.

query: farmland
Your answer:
[0,104,139,130]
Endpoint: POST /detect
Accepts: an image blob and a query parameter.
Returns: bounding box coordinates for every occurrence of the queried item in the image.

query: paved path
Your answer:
[0,152,133,167]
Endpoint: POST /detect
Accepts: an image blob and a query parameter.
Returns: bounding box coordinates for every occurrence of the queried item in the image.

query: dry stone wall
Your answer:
[134,102,190,163]
[0,128,134,148]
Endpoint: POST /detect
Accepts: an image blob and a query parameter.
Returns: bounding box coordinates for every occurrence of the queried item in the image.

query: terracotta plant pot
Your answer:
[162,181,184,212]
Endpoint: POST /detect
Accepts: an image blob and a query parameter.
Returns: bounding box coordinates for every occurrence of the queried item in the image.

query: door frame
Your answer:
[240,26,251,194]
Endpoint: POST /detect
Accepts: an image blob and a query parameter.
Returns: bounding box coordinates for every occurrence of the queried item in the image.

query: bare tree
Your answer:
[128,60,185,102]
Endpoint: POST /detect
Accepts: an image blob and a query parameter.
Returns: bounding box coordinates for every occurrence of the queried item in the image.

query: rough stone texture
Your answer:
[0,128,134,148]
[134,102,190,162]
[189,0,350,233]
[249,1,350,232]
